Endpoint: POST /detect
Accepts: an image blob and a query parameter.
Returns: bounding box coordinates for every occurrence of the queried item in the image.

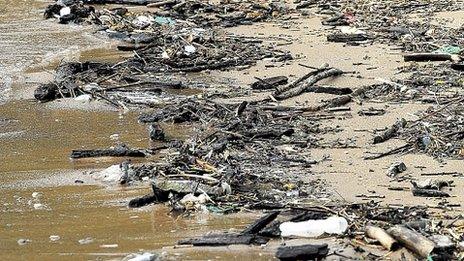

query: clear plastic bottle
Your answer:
[279,216,348,238]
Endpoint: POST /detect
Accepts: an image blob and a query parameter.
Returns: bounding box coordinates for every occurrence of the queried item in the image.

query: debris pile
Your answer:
[129,98,330,212]
[179,203,464,260]
[44,0,292,27]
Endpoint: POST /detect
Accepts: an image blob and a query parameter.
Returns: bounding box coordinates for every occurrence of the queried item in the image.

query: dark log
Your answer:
[323,95,351,109]
[412,189,450,197]
[275,244,329,261]
[178,234,269,246]
[327,33,368,42]
[404,53,454,62]
[128,194,156,208]
[70,145,149,159]
[251,76,288,90]
[373,118,407,144]
[274,68,343,100]
[307,86,353,95]
[241,211,280,235]
[243,128,294,139]
[451,63,464,71]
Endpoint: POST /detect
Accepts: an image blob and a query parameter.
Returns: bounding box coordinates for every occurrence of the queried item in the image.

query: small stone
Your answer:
[49,235,60,242]
[78,237,94,245]
[31,192,41,198]
[17,239,30,245]
[33,203,46,210]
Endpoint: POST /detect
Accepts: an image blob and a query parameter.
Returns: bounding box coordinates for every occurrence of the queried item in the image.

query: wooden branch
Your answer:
[241,211,280,235]
[373,118,406,144]
[387,225,435,258]
[274,68,343,100]
[404,53,454,62]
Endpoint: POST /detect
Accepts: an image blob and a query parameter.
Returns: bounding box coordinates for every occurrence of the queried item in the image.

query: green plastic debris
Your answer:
[154,16,175,25]
[435,45,461,55]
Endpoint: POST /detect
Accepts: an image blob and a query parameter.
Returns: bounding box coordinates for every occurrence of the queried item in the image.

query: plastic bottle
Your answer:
[279,216,348,238]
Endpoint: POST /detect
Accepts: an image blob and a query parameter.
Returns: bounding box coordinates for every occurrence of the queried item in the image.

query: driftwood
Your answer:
[275,65,329,94]
[366,225,400,251]
[364,144,412,160]
[70,145,149,159]
[275,244,329,261]
[307,86,352,95]
[412,189,450,197]
[373,118,407,144]
[323,95,351,109]
[274,68,343,100]
[451,63,464,71]
[243,128,294,139]
[251,76,288,90]
[387,225,436,258]
[327,33,368,42]
[178,233,269,246]
[404,53,454,62]
[241,211,280,235]
[128,194,156,208]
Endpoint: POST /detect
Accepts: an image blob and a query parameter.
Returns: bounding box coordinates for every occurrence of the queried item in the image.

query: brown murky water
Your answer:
[0,1,264,260]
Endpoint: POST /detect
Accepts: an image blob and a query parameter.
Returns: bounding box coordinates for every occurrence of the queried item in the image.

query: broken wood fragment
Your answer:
[364,144,412,160]
[387,225,436,258]
[241,211,280,235]
[404,53,455,62]
[178,233,269,246]
[366,225,400,251]
[307,86,352,95]
[373,118,406,144]
[327,33,368,43]
[412,189,450,197]
[128,193,156,208]
[70,145,149,159]
[274,68,343,100]
[275,244,329,260]
[251,76,288,90]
